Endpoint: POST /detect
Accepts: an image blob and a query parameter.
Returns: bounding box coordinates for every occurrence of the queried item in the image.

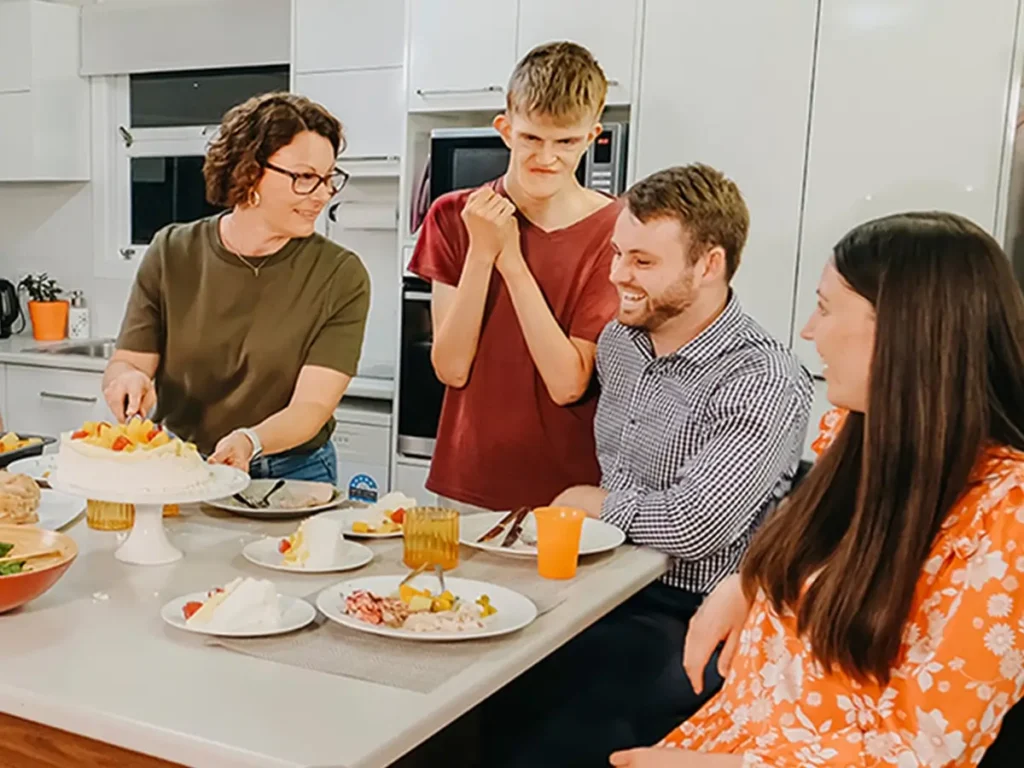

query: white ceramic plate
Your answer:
[7,454,57,482]
[205,479,344,518]
[160,592,316,637]
[459,511,626,559]
[316,574,537,642]
[34,489,86,531]
[242,537,373,574]
[318,507,404,539]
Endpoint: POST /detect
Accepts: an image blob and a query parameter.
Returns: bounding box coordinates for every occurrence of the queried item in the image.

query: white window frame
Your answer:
[92,75,220,280]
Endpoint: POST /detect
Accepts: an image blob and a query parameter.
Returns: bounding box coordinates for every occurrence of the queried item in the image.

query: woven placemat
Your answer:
[211,543,617,693]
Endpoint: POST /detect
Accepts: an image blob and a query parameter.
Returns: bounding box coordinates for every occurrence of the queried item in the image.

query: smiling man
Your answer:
[500,164,814,765]
[407,42,620,513]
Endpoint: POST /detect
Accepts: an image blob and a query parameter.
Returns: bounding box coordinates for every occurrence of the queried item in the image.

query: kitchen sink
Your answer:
[34,339,117,359]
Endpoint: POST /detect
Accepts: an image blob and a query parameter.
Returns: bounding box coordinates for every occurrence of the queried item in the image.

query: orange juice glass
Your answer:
[86,501,134,531]
[403,506,459,571]
[534,506,585,579]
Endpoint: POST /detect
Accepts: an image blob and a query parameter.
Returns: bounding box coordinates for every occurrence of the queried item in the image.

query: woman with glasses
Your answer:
[101,92,367,485]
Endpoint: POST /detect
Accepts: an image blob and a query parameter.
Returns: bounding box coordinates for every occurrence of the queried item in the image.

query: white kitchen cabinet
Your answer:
[633,0,818,346]
[332,400,392,502]
[516,0,638,106]
[407,0,517,112]
[0,1,89,181]
[296,69,404,160]
[792,0,1019,373]
[394,457,437,505]
[5,366,107,439]
[294,0,405,73]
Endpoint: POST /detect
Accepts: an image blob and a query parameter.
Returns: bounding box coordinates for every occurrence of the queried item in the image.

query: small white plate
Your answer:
[316,574,537,642]
[459,511,626,559]
[206,480,344,518]
[317,507,404,539]
[35,489,86,531]
[242,537,373,574]
[160,592,316,637]
[7,454,56,482]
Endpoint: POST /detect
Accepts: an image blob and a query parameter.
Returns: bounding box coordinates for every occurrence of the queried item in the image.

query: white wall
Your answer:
[0,183,133,339]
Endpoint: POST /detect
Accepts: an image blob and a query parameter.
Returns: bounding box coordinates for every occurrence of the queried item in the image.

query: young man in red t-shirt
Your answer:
[407,42,620,512]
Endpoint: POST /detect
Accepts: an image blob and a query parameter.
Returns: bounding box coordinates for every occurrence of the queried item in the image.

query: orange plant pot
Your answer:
[27,300,68,341]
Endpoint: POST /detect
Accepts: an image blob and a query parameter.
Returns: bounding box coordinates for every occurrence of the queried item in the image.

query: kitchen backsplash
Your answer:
[0,183,133,340]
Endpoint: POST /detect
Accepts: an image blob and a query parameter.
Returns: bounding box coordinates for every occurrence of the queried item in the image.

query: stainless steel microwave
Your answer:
[425,122,629,205]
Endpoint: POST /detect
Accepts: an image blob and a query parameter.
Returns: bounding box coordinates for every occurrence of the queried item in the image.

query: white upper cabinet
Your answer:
[294,0,405,73]
[296,69,404,159]
[0,1,31,94]
[633,0,818,345]
[0,1,89,182]
[792,0,1020,372]
[516,0,638,106]
[407,0,518,112]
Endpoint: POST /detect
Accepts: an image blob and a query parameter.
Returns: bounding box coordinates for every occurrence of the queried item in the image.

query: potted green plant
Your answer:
[18,273,68,341]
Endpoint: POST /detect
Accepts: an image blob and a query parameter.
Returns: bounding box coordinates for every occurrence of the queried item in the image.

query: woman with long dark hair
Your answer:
[611,211,1024,766]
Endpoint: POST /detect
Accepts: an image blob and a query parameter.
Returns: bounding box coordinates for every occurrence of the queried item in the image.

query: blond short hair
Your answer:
[506,41,607,123]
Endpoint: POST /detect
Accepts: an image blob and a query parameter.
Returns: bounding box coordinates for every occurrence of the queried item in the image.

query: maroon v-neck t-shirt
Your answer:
[408,180,621,510]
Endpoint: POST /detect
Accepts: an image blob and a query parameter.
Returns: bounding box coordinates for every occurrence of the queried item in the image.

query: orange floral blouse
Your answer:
[661,408,1024,766]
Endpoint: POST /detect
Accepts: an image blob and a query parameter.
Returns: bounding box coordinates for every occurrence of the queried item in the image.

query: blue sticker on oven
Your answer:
[348,474,379,503]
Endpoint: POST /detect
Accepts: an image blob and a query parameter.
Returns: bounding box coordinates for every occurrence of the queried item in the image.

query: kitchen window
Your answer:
[93,66,289,275]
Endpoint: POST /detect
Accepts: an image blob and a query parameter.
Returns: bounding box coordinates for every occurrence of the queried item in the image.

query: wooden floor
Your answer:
[0,713,181,768]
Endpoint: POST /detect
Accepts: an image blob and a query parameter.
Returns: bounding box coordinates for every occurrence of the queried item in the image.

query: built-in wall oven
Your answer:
[398,122,629,459]
[398,281,444,458]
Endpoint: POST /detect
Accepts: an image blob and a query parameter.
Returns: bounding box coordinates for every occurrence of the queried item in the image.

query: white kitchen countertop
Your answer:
[0,509,667,768]
[0,337,395,400]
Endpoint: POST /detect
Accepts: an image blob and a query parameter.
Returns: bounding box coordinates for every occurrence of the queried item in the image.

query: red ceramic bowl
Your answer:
[0,524,77,614]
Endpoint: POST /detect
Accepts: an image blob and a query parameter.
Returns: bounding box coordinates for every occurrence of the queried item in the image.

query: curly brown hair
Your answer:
[203,92,344,208]
[625,163,750,281]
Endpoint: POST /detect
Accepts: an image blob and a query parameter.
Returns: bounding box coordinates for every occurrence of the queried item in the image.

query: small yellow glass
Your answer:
[86,501,134,531]
[403,506,460,571]
[87,502,180,529]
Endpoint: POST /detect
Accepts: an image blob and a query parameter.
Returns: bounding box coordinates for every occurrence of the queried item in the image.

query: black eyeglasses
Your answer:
[263,162,350,196]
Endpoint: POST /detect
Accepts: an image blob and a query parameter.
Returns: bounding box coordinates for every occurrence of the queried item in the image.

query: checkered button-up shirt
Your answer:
[596,293,813,594]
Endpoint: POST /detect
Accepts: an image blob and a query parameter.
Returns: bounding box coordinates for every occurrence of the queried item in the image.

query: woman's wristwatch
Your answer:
[235,427,264,460]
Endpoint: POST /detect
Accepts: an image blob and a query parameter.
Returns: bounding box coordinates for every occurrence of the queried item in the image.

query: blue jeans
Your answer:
[249,441,338,485]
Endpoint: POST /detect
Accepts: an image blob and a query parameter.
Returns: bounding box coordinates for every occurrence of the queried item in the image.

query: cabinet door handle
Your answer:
[403,290,432,302]
[415,85,503,97]
[607,78,621,86]
[39,391,98,404]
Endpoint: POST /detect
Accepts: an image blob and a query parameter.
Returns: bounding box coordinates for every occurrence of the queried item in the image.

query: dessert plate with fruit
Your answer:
[161,577,316,637]
[243,516,373,573]
[320,491,415,539]
[317,573,537,642]
[206,479,343,518]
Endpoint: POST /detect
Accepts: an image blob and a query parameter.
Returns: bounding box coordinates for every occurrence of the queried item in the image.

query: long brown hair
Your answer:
[742,211,1024,684]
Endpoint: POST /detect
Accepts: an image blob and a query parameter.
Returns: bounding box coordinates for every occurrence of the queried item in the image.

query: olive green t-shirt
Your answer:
[117,213,370,456]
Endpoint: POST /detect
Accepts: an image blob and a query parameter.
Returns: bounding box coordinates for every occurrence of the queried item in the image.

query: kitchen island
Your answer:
[0,506,667,767]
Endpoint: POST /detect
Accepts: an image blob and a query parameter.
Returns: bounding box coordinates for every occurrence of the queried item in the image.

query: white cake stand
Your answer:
[50,465,250,566]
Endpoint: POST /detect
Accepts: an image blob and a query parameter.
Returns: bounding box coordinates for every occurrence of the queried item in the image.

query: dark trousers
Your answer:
[481,581,724,768]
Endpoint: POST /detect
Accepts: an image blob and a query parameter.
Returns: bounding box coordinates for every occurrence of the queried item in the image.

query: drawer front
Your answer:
[6,366,107,438]
[331,420,391,466]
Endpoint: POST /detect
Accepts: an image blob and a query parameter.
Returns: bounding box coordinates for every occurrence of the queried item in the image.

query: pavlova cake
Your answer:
[55,418,213,495]
[182,577,280,632]
[278,516,345,569]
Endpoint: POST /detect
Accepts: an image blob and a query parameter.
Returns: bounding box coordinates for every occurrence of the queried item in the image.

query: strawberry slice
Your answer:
[182,601,203,620]
[111,435,132,452]
[278,538,292,554]
[146,428,162,442]
[390,508,405,524]
[71,430,88,440]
